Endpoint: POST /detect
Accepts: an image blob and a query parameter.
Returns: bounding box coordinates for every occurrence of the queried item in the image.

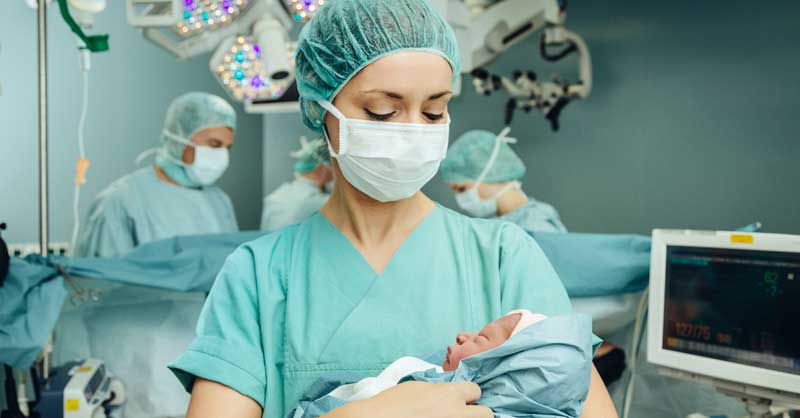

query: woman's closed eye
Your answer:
[364,108,396,121]
[423,112,445,121]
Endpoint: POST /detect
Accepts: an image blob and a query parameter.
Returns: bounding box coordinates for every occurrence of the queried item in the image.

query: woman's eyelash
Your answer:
[424,112,444,121]
[365,109,395,121]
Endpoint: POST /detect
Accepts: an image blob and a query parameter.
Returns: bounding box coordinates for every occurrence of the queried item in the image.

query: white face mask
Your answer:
[161,130,230,187]
[455,181,520,218]
[453,127,518,217]
[318,100,450,203]
[185,145,229,186]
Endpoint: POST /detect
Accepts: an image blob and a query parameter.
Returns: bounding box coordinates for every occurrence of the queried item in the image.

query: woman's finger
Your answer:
[449,381,482,403]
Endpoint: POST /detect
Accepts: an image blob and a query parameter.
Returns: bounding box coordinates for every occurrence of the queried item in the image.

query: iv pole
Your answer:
[38,0,49,259]
[37,0,51,380]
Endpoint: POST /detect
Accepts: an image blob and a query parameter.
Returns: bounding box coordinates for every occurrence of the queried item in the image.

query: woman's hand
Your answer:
[324,381,493,418]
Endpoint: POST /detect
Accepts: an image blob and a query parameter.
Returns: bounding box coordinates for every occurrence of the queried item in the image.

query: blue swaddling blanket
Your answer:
[288,314,594,418]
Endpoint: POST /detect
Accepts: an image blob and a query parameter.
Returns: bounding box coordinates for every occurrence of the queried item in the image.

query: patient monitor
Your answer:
[648,229,800,417]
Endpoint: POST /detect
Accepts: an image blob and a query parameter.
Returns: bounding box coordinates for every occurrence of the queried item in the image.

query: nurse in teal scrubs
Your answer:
[169,1,618,417]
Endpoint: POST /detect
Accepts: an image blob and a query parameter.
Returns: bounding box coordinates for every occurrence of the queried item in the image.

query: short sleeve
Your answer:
[168,246,267,407]
[497,224,602,351]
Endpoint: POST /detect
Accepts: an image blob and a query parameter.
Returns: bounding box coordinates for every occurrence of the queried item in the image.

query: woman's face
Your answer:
[324,51,454,154]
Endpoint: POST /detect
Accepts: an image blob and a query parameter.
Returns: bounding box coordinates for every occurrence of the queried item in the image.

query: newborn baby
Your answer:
[288,310,593,418]
[444,309,547,371]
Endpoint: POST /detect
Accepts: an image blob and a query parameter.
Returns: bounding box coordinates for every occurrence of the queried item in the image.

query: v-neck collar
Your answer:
[314,205,441,277]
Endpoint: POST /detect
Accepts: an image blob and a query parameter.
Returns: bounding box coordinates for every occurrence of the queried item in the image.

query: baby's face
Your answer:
[442,313,520,371]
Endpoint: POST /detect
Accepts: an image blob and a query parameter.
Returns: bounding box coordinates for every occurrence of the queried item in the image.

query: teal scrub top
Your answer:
[170,205,575,418]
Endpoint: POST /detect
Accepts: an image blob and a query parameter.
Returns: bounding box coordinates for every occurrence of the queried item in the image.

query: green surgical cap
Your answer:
[440,129,527,183]
[295,0,461,133]
[160,92,236,160]
[293,137,331,174]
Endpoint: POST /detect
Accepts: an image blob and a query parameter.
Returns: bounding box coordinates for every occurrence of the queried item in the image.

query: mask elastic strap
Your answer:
[153,130,205,168]
[492,180,521,200]
[318,100,346,121]
[136,130,191,165]
[135,148,160,165]
[473,127,517,188]
[162,130,197,148]
[318,100,349,156]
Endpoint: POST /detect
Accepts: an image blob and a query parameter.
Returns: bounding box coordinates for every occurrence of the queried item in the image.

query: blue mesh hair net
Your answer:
[440,129,527,183]
[295,0,461,132]
[160,92,237,160]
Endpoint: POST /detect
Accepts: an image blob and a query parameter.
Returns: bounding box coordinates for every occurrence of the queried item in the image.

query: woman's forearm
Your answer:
[580,365,619,418]
[186,378,262,418]
[320,400,368,418]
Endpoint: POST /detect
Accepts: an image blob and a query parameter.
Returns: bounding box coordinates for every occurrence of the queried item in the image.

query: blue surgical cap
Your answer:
[294,137,331,174]
[160,92,237,160]
[295,0,461,133]
[440,129,527,183]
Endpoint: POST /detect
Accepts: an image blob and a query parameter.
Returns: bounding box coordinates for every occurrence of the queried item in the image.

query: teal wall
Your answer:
[0,1,264,245]
[427,0,800,234]
[260,0,800,235]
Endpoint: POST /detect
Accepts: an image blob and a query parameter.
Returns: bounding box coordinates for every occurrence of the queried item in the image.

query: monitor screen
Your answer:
[663,245,800,375]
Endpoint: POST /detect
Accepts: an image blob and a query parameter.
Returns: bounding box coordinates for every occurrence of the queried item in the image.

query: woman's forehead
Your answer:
[344,51,453,98]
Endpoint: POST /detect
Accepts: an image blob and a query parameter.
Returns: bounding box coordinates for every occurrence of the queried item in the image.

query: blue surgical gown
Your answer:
[60,167,238,417]
[170,205,574,418]
[260,178,329,231]
[500,197,567,233]
[76,167,238,257]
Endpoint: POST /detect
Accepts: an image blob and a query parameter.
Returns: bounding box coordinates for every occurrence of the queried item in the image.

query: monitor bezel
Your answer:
[648,229,800,395]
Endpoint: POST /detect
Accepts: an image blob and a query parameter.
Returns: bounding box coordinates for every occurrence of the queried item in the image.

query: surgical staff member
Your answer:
[66,92,239,418]
[440,129,567,233]
[169,1,618,417]
[260,137,332,231]
[75,92,239,257]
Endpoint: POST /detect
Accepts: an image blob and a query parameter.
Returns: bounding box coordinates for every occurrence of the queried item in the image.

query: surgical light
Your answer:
[126,0,319,107]
[175,0,252,37]
[211,34,295,101]
[284,0,324,23]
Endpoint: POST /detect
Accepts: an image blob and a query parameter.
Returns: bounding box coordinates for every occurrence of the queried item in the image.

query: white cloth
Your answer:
[328,357,442,402]
[260,178,329,231]
[571,292,643,337]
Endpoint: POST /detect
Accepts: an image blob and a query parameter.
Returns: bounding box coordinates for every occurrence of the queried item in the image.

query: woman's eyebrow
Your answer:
[361,89,404,99]
[428,91,452,100]
[359,90,453,100]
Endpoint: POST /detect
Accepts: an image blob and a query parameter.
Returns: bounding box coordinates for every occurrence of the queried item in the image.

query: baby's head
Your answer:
[442,310,546,371]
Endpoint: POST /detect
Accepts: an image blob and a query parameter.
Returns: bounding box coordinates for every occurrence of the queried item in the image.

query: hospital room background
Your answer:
[1,0,799,417]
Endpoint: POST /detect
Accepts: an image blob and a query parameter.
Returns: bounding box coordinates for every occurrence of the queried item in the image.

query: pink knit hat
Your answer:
[506,309,548,337]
